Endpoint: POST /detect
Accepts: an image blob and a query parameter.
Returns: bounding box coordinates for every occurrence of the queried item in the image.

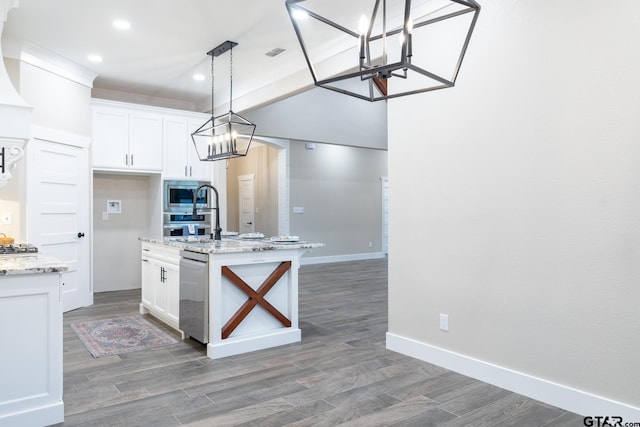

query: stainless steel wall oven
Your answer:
[163,180,211,237]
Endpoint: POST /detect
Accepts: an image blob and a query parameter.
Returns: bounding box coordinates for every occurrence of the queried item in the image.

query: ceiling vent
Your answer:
[265,48,286,57]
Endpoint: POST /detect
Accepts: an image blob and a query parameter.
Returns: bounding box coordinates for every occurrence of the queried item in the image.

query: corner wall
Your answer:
[387,0,640,416]
[290,142,387,262]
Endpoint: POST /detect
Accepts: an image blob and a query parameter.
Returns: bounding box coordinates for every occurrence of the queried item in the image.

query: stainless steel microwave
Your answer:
[163,180,210,212]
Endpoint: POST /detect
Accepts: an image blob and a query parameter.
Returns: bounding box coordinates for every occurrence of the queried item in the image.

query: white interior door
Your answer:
[27,133,91,312]
[238,174,255,234]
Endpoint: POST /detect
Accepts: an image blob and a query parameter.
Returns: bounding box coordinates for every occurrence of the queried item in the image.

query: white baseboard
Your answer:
[386,333,640,420]
[207,328,301,359]
[0,401,64,427]
[301,252,386,265]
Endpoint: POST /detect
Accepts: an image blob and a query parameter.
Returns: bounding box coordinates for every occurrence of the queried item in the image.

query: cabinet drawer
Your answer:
[141,242,180,265]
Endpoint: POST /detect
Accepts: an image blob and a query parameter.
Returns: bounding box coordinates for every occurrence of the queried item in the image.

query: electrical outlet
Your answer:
[293,206,305,214]
[1,212,11,225]
[368,241,373,248]
[439,314,449,331]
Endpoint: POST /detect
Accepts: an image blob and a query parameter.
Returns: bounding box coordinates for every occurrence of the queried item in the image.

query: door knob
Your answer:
[77,232,85,238]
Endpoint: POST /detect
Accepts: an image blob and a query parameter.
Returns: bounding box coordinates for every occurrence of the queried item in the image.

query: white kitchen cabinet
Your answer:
[92,106,128,168]
[140,242,181,330]
[0,273,63,426]
[141,253,154,309]
[92,103,163,171]
[163,114,212,180]
[164,262,180,326]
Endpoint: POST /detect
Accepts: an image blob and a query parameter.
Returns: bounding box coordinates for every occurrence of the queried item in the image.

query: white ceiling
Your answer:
[2,0,327,112]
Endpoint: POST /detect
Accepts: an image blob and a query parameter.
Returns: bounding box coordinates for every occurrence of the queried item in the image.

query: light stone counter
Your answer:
[139,237,325,254]
[0,254,69,276]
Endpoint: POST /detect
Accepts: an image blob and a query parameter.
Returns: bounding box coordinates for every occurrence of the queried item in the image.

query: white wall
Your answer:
[243,87,388,150]
[388,0,640,415]
[0,155,24,240]
[0,55,92,242]
[19,62,91,135]
[93,174,155,292]
[290,142,387,262]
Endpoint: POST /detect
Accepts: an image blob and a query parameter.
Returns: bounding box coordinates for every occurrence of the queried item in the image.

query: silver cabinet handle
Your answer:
[125,154,128,165]
[185,166,187,176]
[131,154,133,165]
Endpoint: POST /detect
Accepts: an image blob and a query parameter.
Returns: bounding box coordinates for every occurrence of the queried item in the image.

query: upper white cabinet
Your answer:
[163,114,212,181]
[92,102,163,171]
[91,107,128,168]
[92,100,214,180]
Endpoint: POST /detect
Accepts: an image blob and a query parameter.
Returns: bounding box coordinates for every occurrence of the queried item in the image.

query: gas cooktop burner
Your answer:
[0,243,39,255]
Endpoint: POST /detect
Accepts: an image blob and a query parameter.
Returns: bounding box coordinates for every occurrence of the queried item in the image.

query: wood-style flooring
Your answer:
[57,258,583,426]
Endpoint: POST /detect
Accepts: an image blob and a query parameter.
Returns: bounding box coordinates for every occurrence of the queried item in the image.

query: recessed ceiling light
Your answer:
[112,19,131,30]
[193,74,206,81]
[88,54,103,63]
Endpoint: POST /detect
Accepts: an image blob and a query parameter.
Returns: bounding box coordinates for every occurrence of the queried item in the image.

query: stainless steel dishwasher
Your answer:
[179,250,209,343]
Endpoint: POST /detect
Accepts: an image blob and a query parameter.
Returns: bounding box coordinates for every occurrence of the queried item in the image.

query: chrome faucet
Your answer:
[193,184,222,241]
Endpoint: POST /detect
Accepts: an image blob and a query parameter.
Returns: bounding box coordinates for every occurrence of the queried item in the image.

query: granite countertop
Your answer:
[0,255,69,276]
[140,237,325,254]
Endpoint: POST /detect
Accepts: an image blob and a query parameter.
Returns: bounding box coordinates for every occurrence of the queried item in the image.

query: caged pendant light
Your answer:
[285,0,480,102]
[191,41,256,161]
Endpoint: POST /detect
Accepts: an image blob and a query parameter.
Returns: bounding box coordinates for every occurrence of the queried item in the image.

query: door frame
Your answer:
[227,136,290,236]
[27,125,93,311]
[252,137,290,236]
[238,173,255,233]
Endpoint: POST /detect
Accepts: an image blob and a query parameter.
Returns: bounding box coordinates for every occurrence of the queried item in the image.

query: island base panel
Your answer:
[207,328,301,359]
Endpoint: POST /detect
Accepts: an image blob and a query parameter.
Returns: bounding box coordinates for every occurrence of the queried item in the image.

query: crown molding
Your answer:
[3,38,96,88]
[0,0,19,23]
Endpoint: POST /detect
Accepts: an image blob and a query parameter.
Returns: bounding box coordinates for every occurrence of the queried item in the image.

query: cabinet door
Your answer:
[92,107,128,168]
[129,112,163,171]
[0,274,63,425]
[141,258,154,308]
[164,262,180,327]
[163,116,190,179]
[152,260,167,315]
[187,118,212,181]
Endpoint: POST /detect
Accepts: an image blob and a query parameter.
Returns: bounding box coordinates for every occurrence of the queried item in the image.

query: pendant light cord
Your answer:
[229,47,233,112]
[211,55,215,116]
[382,0,387,66]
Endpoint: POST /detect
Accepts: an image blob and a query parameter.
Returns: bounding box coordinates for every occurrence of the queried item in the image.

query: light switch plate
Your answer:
[439,314,449,331]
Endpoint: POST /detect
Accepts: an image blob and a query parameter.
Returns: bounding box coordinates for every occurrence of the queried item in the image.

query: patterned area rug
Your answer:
[71,315,179,358]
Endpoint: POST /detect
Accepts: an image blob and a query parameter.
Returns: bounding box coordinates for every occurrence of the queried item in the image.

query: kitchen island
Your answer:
[0,254,67,427]
[139,237,324,359]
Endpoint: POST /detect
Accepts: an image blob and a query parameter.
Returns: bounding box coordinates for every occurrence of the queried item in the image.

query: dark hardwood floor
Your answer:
[57,259,583,426]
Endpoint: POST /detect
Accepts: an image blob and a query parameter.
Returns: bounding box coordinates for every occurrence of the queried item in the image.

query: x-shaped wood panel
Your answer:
[221,261,292,339]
